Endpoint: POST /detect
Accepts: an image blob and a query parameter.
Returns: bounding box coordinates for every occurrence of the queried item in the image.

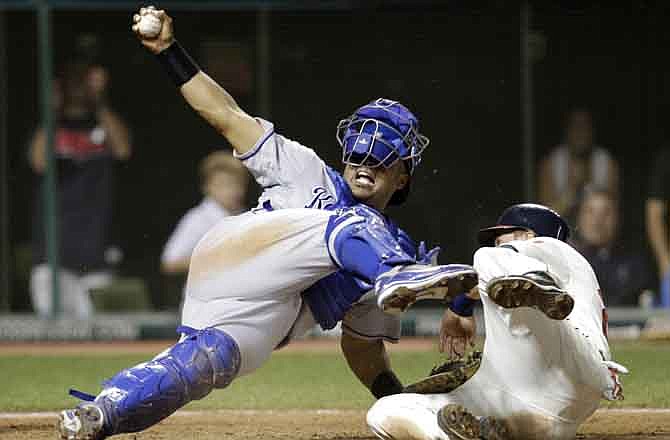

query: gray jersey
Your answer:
[235,118,401,342]
[237,119,338,211]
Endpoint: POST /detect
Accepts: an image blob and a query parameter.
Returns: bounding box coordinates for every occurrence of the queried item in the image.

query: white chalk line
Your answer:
[1,408,669,420]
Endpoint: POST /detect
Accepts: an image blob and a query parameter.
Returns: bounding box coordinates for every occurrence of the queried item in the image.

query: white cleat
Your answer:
[58,403,105,440]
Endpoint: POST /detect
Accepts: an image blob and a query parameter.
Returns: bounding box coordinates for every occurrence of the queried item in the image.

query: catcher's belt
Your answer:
[403,350,482,394]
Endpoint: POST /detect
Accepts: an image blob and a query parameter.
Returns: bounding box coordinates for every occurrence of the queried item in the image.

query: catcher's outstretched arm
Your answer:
[180,73,263,154]
[132,7,263,155]
[340,333,402,398]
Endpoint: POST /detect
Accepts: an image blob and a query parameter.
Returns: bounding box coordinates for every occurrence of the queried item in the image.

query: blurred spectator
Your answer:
[646,147,670,307]
[573,186,653,306]
[539,108,619,224]
[28,61,131,318]
[161,151,248,275]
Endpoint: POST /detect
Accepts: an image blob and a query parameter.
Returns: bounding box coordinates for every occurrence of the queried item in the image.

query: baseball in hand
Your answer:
[138,13,162,38]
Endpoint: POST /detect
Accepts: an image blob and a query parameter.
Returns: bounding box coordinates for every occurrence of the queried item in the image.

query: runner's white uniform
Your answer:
[182,119,407,376]
[368,237,616,440]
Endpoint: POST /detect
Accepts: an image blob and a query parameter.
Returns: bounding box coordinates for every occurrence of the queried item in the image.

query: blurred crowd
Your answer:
[538,108,666,307]
[22,35,670,318]
[25,35,251,318]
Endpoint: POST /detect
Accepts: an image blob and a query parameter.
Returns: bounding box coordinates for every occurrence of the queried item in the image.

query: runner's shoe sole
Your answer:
[437,404,509,440]
[487,275,574,320]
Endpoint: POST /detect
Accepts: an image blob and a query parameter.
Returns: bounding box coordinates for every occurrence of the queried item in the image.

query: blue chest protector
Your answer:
[303,168,417,330]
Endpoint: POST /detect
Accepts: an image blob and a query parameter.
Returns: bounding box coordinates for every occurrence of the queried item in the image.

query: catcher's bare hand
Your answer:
[439,308,475,358]
[131,6,175,54]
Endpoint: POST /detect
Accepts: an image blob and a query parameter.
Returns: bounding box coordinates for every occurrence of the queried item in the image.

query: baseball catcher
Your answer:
[57,7,478,440]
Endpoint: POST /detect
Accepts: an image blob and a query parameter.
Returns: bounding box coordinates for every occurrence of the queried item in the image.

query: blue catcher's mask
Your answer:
[336,98,430,175]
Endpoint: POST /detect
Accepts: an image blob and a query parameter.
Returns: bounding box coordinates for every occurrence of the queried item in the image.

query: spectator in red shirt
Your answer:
[28,61,131,318]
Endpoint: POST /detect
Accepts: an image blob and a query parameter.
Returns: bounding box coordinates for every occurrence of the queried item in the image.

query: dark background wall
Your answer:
[534,4,670,251]
[5,3,668,310]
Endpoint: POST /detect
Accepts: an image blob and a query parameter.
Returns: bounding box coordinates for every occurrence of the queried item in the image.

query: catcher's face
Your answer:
[494,229,536,246]
[343,161,408,211]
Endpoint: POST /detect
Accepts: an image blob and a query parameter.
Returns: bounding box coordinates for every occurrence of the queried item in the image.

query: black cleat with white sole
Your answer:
[487,271,574,320]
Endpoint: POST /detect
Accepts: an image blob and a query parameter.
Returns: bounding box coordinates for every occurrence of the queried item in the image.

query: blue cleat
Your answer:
[58,403,106,440]
[376,264,478,315]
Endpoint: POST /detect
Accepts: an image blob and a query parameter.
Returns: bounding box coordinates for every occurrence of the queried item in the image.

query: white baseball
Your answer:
[138,13,162,38]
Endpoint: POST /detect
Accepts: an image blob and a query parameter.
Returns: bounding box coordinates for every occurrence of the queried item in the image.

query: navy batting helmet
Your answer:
[336,98,429,175]
[477,203,570,246]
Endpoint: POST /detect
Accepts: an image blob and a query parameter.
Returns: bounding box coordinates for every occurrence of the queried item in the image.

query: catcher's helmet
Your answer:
[336,98,429,175]
[478,203,570,246]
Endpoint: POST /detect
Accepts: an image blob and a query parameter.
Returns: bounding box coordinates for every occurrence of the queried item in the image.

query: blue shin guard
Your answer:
[93,326,240,435]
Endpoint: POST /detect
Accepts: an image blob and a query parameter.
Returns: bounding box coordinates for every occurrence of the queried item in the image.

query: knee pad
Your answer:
[325,207,414,281]
[168,326,241,395]
[95,327,240,435]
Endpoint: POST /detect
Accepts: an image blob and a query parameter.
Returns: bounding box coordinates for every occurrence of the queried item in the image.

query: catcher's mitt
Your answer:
[402,350,482,394]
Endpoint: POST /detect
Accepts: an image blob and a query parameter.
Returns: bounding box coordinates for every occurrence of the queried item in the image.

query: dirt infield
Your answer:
[0,337,436,355]
[1,409,670,439]
[2,340,669,439]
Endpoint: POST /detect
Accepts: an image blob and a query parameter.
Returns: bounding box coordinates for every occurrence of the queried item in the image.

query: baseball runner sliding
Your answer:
[367,204,629,440]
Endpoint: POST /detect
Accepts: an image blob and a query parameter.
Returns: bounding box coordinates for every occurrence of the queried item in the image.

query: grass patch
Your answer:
[603,341,670,408]
[1,341,667,412]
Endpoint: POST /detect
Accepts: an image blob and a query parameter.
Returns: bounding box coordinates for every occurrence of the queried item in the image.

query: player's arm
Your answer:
[181,73,263,155]
[340,333,403,398]
[439,287,477,357]
[132,8,263,155]
[646,150,670,278]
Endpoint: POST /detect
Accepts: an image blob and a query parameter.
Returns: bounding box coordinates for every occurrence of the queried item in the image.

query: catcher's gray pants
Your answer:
[181,208,338,376]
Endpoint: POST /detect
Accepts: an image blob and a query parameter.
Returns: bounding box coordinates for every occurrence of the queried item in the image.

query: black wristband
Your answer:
[156,40,200,87]
[370,370,403,399]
